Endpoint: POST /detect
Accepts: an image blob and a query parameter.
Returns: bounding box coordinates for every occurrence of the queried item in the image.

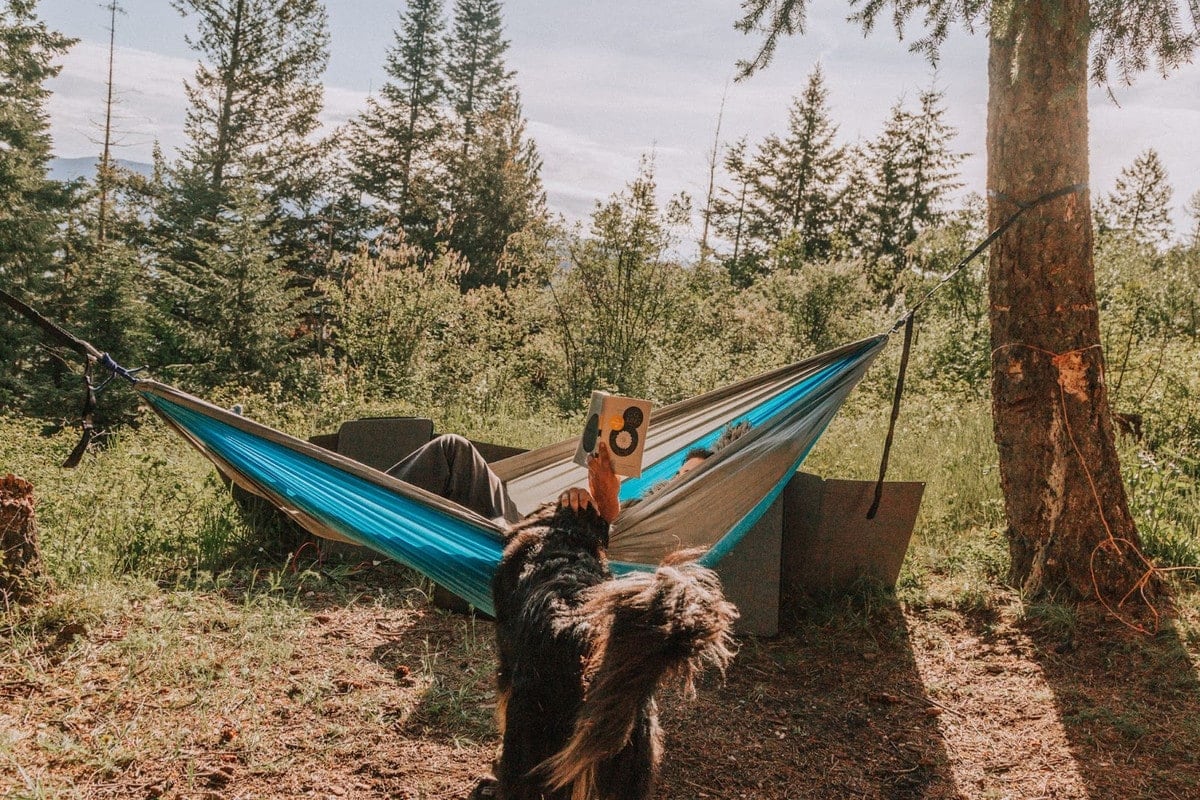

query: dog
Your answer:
[472,501,738,800]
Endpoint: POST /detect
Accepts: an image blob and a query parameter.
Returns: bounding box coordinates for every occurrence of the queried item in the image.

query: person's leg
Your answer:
[386,434,522,524]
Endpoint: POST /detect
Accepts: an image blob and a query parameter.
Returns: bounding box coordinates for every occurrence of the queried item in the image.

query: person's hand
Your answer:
[587,441,620,523]
[559,487,596,513]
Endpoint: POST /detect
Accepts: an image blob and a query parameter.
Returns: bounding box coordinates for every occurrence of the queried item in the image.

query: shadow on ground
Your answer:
[1021,610,1200,800]
[658,596,963,800]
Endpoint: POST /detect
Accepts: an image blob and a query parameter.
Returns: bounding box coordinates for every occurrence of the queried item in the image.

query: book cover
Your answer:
[573,391,652,477]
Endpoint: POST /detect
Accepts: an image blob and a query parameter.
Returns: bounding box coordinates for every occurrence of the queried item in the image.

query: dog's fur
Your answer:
[479,502,737,800]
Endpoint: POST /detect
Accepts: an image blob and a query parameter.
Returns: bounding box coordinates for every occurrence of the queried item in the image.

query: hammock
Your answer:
[138,335,886,616]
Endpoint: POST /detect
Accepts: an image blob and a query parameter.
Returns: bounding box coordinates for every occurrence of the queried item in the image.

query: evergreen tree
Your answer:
[1187,190,1200,247]
[830,144,870,261]
[747,65,845,268]
[710,137,765,286]
[0,0,78,407]
[348,0,447,244]
[439,0,544,288]
[862,86,964,295]
[44,164,154,427]
[1096,148,1174,246]
[152,188,304,390]
[444,0,512,156]
[171,0,328,202]
[445,94,545,289]
[149,0,328,379]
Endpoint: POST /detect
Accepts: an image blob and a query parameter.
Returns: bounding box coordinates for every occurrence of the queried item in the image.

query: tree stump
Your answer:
[1,474,43,602]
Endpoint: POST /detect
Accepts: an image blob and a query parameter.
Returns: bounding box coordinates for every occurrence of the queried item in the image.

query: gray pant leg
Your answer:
[386,434,522,524]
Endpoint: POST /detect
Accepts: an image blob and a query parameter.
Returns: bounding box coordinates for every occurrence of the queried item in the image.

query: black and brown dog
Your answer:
[473,501,738,800]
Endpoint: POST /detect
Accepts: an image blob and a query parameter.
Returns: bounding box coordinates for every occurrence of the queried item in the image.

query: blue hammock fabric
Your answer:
[139,335,887,616]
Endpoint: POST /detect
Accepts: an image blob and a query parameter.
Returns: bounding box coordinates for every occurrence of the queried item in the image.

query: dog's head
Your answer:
[509,501,611,556]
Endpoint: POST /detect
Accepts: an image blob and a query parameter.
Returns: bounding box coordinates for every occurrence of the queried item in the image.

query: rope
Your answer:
[993,342,1163,635]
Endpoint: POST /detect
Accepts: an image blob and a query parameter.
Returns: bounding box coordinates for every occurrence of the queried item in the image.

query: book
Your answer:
[573,391,653,477]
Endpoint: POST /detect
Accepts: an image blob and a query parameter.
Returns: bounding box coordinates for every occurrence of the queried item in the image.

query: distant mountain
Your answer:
[49,156,154,183]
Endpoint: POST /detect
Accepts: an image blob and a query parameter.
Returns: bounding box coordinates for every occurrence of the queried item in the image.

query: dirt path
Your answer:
[2,568,1198,799]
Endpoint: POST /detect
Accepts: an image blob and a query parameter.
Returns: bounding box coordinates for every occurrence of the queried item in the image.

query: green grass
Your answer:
[4,379,1199,627]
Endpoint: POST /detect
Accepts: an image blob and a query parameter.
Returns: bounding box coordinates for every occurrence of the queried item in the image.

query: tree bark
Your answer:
[986,0,1158,601]
[1,474,42,602]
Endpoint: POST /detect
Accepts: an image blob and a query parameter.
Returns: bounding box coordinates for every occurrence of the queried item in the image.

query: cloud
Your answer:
[48,40,192,161]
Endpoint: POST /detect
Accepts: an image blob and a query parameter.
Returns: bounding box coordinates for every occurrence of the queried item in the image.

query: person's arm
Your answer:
[587,441,620,523]
[558,441,621,523]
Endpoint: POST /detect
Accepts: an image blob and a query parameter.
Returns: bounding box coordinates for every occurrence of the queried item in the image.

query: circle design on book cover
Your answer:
[607,406,644,457]
[581,413,601,454]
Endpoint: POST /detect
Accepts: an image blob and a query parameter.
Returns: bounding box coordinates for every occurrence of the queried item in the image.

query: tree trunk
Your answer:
[986,0,1157,601]
[1,474,42,602]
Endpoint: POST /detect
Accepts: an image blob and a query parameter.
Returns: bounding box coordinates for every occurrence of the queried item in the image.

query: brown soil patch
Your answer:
[3,565,1198,799]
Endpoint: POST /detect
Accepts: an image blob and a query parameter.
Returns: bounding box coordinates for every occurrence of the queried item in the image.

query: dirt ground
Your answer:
[3,562,1199,800]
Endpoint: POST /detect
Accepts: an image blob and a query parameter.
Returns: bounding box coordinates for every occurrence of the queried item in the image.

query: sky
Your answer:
[40,0,1200,236]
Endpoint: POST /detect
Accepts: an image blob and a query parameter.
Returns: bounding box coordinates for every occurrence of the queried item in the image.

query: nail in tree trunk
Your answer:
[986,0,1157,600]
[1,474,42,602]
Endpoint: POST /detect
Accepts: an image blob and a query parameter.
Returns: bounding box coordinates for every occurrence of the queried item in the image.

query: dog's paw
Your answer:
[467,776,499,799]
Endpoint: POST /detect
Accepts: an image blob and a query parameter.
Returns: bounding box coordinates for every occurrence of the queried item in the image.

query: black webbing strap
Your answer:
[867,182,1088,518]
[867,311,914,520]
[2,285,114,468]
[0,285,103,360]
[904,182,1087,320]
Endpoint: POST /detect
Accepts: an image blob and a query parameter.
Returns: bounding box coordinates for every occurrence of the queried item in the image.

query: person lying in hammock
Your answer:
[384,422,750,526]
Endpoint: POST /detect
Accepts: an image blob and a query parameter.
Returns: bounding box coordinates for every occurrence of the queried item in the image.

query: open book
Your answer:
[573,391,653,477]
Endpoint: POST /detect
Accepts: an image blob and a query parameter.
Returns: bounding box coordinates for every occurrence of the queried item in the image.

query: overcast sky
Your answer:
[40,0,1200,235]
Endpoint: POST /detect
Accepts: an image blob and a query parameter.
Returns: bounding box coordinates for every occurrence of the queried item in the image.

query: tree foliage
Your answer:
[445,95,545,290]
[445,0,513,155]
[171,0,329,199]
[1095,148,1174,246]
[549,160,690,401]
[862,85,964,295]
[348,0,447,241]
[152,188,305,391]
[0,0,78,409]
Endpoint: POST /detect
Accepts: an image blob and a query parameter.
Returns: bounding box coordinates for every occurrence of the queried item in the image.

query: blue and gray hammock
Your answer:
[135,335,886,615]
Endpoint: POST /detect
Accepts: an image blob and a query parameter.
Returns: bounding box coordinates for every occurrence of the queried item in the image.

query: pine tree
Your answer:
[445,94,545,289]
[439,0,543,289]
[153,188,304,390]
[0,0,78,408]
[862,86,964,295]
[171,0,328,201]
[828,144,870,260]
[1187,190,1200,247]
[444,0,512,157]
[747,65,845,267]
[348,0,447,244]
[1096,148,1174,246]
[148,0,328,380]
[711,137,765,286]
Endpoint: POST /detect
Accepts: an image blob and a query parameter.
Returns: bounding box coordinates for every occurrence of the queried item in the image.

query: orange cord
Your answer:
[287,539,323,574]
[992,342,1166,635]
